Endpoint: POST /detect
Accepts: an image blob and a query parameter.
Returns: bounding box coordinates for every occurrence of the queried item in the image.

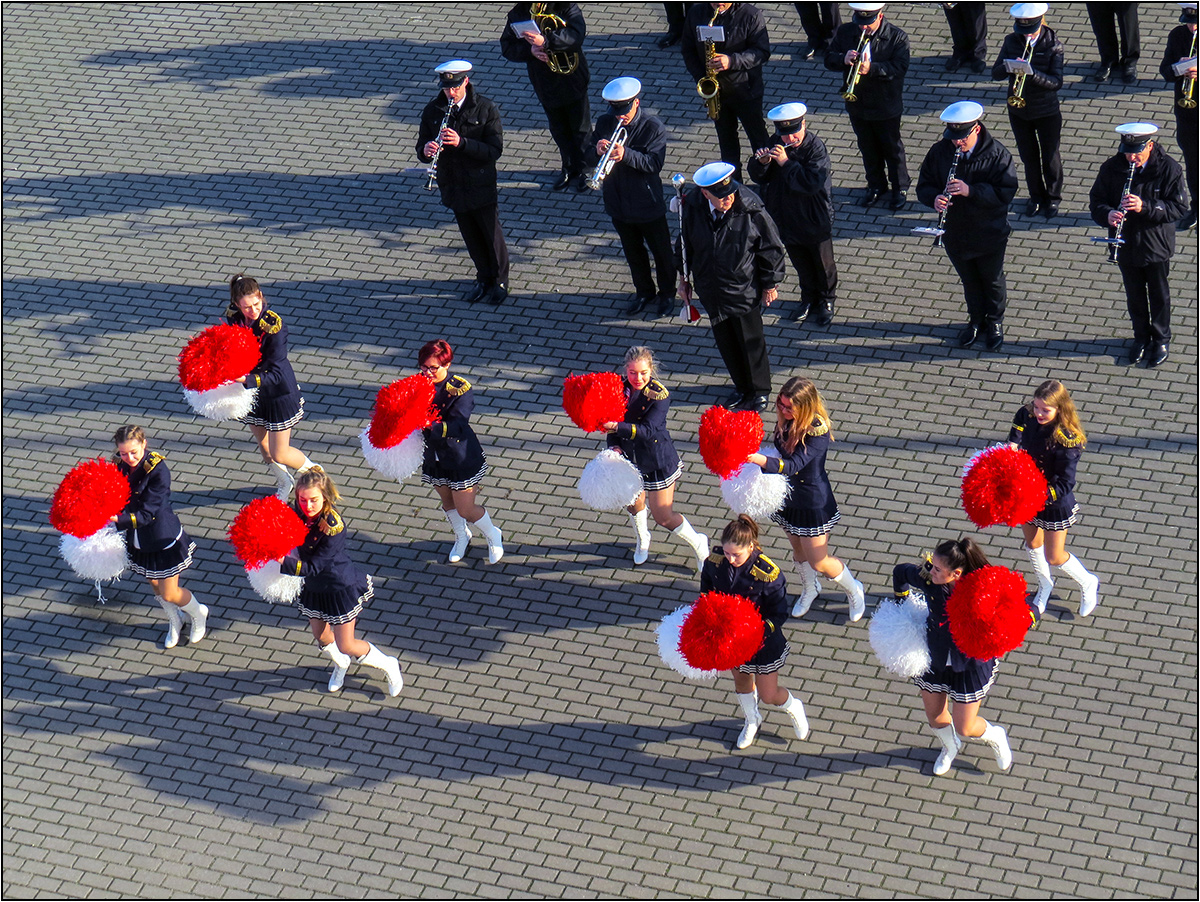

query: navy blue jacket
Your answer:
[991,26,1064,120]
[606,378,680,477]
[500,3,589,107]
[1089,144,1188,266]
[893,561,991,670]
[825,19,909,120]
[423,373,487,474]
[700,549,789,634]
[746,129,835,245]
[759,418,836,516]
[114,452,184,553]
[1008,405,1082,514]
[224,307,301,409]
[585,108,668,223]
[282,508,362,596]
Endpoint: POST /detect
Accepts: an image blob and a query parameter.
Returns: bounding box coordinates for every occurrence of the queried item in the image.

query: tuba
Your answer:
[1180,30,1198,109]
[697,8,721,120]
[1007,33,1036,108]
[531,3,580,76]
[842,28,870,102]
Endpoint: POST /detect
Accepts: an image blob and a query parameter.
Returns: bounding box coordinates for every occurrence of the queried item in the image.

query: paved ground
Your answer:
[3,3,1196,899]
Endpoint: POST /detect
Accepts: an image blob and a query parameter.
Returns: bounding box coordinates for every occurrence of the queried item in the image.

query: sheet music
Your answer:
[696,25,725,42]
[510,19,540,38]
[1173,57,1197,76]
[1004,57,1033,75]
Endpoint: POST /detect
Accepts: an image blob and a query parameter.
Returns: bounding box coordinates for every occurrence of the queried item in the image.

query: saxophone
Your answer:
[697,8,721,120]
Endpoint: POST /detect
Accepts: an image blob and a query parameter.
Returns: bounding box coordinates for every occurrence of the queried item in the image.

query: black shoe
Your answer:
[1043,201,1060,220]
[657,30,681,48]
[572,173,589,192]
[1025,198,1041,217]
[1128,340,1147,365]
[625,294,652,316]
[723,389,744,409]
[1093,61,1114,82]
[958,323,980,348]
[1148,341,1169,367]
[860,187,884,208]
[790,302,811,324]
[983,323,1004,351]
[464,281,488,303]
[888,190,907,212]
[742,394,770,414]
[655,292,674,316]
[945,57,962,72]
[799,43,816,61]
[486,282,508,305]
[969,57,987,74]
[812,302,834,326]
[1121,63,1137,84]
[552,171,571,191]
[1179,209,1198,231]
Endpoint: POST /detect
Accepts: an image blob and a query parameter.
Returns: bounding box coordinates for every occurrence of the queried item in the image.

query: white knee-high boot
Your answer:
[1057,554,1100,617]
[735,691,763,749]
[157,599,183,649]
[775,692,810,740]
[671,518,709,573]
[791,560,819,617]
[320,642,352,692]
[180,595,209,644]
[444,509,472,563]
[831,564,866,622]
[978,721,1013,770]
[628,509,651,565]
[296,455,317,474]
[267,461,294,499]
[355,643,404,698]
[930,724,962,776]
[470,511,504,564]
[1024,543,1055,614]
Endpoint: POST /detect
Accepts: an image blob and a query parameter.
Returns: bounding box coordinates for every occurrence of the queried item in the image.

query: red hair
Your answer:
[418,339,453,367]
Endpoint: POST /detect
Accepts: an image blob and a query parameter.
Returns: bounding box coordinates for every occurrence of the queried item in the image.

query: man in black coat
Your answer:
[942,1,987,73]
[500,3,591,192]
[1086,2,1140,83]
[916,102,1018,351]
[992,3,1065,218]
[681,2,771,184]
[747,102,837,325]
[417,60,510,305]
[585,77,675,318]
[1089,123,1188,368]
[1159,2,1197,230]
[676,162,786,412]
[824,2,910,210]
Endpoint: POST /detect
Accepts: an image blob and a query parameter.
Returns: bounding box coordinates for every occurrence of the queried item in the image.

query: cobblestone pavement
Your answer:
[3,3,1196,898]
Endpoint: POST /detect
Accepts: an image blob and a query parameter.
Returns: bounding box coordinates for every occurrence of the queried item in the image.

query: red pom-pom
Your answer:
[49,458,131,538]
[178,324,262,391]
[562,372,626,433]
[961,444,1049,528]
[228,496,309,569]
[946,565,1032,660]
[678,591,765,671]
[367,375,439,449]
[699,406,764,479]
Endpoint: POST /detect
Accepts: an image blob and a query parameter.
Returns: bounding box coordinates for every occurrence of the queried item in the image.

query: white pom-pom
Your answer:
[578,448,644,511]
[868,591,931,678]
[246,563,304,604]
[961,442,1006,479]
[360,428,425,482]
[720,462,790,519]
[59,525,129,582]
[656,604,721,681]
[183,381,258,421]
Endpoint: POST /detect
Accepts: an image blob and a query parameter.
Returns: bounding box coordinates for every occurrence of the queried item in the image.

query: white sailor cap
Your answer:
[1180,3,1198,24]
[602,77,642,112]
[849,2,885,24]
[693,161,738,197]
[435,60,472,87]
[940,100,984,139]
[1116,122,1158,152]
[1010,3,1047,33]
[768,102,808,134]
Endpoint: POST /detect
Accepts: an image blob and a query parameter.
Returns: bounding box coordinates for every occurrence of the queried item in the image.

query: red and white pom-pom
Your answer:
[679,299,702,324]
[246,563,304,605]
[178,324,262,421]
[663,591,765,673]
[59,525,129,583]
[656,605,719,680]
[361,428,424,482]
[946,565,1033,660]
[360,375,439,481]
[578,448,643,511]
[699,406,764,479]
[961,444,1049,528]
[228,496,309,569]
[869,591,931,678]
[50,458,130,538]
[562,372,626,433]
[720,458,790,520]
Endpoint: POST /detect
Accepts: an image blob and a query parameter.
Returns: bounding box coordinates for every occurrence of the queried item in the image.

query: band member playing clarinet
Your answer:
[1160,2,1198,231]
[916,102,1017,352]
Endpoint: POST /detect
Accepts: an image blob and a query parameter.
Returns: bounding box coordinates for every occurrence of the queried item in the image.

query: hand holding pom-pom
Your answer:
[946,566,1033,660]
[229,496,309,569]
[178,324,263,421]
[699,406,764,479]
[578,449,644,511]
[562,372,626,433]
[668,591,765,673]
[360,375,439,481]
[50,458,131,538]
[869,592,932,678]
[720,459,790,520]
[961,444,1049,528]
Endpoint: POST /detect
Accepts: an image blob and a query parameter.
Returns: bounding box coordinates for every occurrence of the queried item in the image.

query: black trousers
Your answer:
[943,2,987,63]
[711,308,772,396]
[1118,260,1171,344]
[713,93,770,183]
[544,97,592,176]
[849,115,910,193]
[1176,111,1198,213]
[948,245,1007,327]
[663,2,687,34]
[454,204,510,285]
[1086,2,1139,65]
[1010,112,1064,204]
[794,3,840,49]
[784,239,837,310]
[614,216,675,298]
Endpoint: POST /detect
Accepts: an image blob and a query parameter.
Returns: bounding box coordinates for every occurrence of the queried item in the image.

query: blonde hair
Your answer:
[1029,380,1087,447]
[623,345,660,379]
[294,467,340,516]
[775,376,833,454]
[111,425,147,463]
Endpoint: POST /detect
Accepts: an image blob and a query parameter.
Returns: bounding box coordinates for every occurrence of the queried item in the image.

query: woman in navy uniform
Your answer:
[284,467,403,697]
[894,537,1013,776]
[746,376,865,622]
[1008,380,1099,617]
[701,514,809,750]
[418,339,505,565]
[110,425,210,649]
[601,346,708,571]
[226,274,317,499]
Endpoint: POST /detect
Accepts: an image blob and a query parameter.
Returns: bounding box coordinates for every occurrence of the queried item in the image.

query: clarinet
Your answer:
[424,104,454,191]
[1091,159,1137,264]
[911,149,962,247]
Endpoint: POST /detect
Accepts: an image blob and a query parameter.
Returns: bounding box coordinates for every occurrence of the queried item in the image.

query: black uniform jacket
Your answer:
[1089,144,1188,266]
[759,418,835,515]
[1160,24,1199,112]
[606,378,680,476]
[225,307,301,409]
[1008,405,1081,512]
[746,130,835,245]
[423,373,487,474]
[115,452,184,553]
[893,561,987,672]
[916,126,1017,259]
[585,109,667,223]
[701,549,789,636]
[282,508,361,594]
[675,184,786,324]
[824,19,909,120]
[681,2,771,103]
[500,3,589,107]
[417,83,502,213]
[991,27,1064,120]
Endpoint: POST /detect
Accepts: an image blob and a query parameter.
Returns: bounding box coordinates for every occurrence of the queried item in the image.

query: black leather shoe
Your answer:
[1128,340,1147,365]
[464,281,488,303]
[945,57,962,72]
[1043,201,1060,220]
[1179,209,1198,231]
[486,282,508,305]
[655,292,674,316]
[723,389,744,409]
[812,302,834,326]
[657,31,681,48]
[958,323,980,348]
[888,190,907,211]
[1025,198,1041,217]
[1148,341,1169,367]
[983,323,1004,351]
[859,188,884,208]
[572,173,589,192]
[1121,63,1137,84]
[799,43,816,61]
[790,302,810,324]
[552,171,571,191]
[1093,61,1113,82]
[744,394,770,413]
[968,57,987,74]
[625,294,652,315]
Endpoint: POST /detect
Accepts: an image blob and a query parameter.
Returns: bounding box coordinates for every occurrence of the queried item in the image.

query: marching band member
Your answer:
[916,102,1017,351]
[500,3,591,192]
[1088,123,1188,368]
[942,2,988,74]
[417,60,510,306]
[585,78,675,318]
[1160,2,1198,231]
[824,2,911,211]
[794,3,841,62]
[1086,2,1140,83]
[226,274,317,497]
[681,2,772,184]
[110,425,210,649]
[991,3,1065,219]
[676,161,785,414]
[747,102,837,325]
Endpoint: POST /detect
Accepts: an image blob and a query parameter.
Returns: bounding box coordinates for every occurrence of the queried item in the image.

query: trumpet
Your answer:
[842,28,870,102]
[697,8,721,120]
[911,148,962,247]
[1091,158,1137,264]
[1180,30,1197,109]
[587,123,627,190]
[424,103,454,191]
[531,3,580,76]
[1008,33,1036,108]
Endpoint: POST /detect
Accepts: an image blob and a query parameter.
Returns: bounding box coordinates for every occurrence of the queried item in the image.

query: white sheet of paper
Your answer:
[511,19,540,38]
[1173,57,1197,76]
[696,25,725,42]
[1005,58,1033,74]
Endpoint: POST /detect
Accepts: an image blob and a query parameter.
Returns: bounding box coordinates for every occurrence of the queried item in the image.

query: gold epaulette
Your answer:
[644,379,669,402]
[707,549,725,565]
[257,310,282,335]
[751,554,780,582]
[1056,429,1084,448]
[446,374,471,397]
[142,451,165,473]
[223,301,238,320]
[807,417,830,437]
[320,510,344,536]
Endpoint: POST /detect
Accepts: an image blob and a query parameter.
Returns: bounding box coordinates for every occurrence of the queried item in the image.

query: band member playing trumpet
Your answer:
[417,61,510,306]
[916,102,1017,351]
[681,3,771,184]
[991,3,1064,219]
[1160,2,1198,230]
[746,102,837,326]
[824,2,910,211]
[584,78,675,318]
[1088,123,1188,368]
